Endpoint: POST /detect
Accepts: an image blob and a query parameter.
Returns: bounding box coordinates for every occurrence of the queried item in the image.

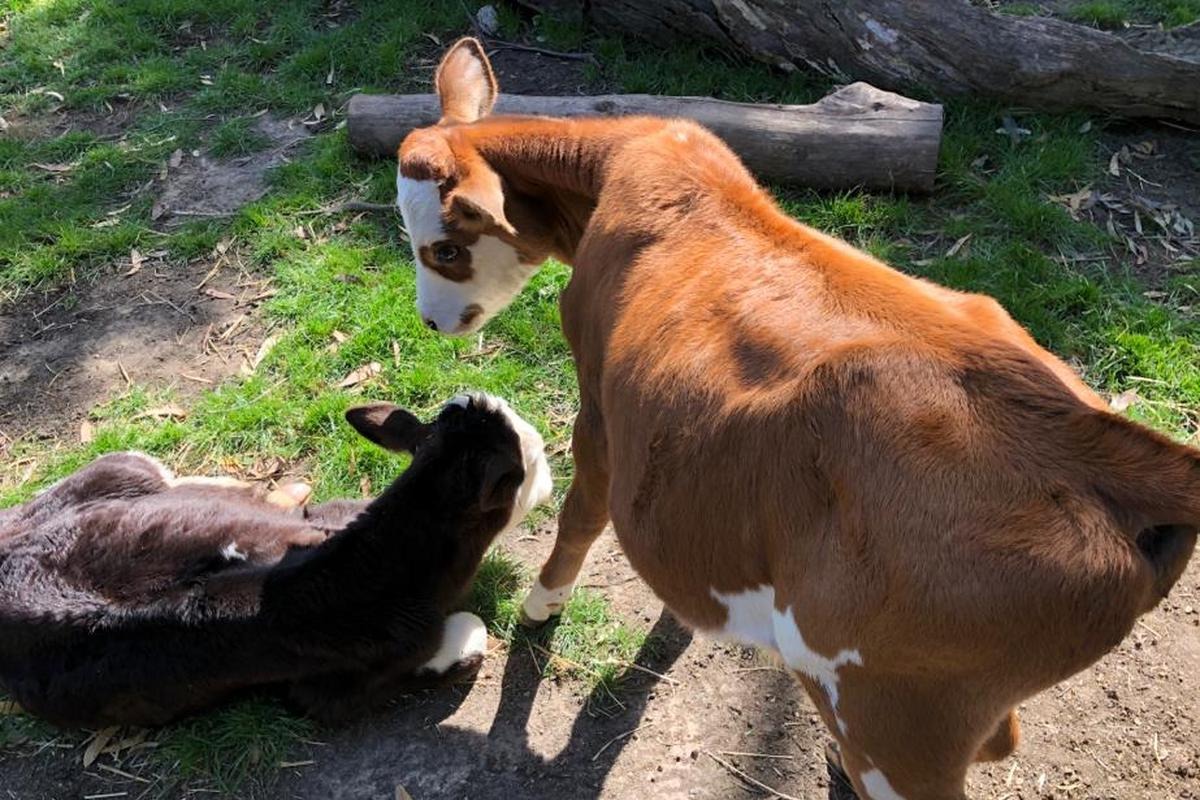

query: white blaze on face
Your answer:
[396,174,539,336]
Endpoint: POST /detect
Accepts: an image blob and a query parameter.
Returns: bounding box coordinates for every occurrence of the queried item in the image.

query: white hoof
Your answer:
[419,612,488,674]
[520,580,574,625]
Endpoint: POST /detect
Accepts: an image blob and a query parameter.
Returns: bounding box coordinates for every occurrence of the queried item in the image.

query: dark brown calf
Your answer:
[0,393,550,727]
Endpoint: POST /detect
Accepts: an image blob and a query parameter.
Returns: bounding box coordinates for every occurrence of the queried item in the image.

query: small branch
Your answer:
[591,721,657,761]
[487,42,599,65]
[292,200,398,216]
[703,750,803,800]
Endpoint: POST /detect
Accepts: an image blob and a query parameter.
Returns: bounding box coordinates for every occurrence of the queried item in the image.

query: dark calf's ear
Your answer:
[435,37,498,125]
[478,450,524,513]
[345,403,429,453]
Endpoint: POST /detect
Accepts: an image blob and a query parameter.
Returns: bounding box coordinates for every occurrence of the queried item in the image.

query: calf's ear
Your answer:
[345,403,429,453]
[478,450,524,513]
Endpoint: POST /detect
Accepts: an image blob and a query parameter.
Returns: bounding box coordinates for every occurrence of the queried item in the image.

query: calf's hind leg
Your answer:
[802,673,1015,800]
[521,408,610,625]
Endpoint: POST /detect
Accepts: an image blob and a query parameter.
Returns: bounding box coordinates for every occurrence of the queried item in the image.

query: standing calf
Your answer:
[0,392,551,727]
[394,39,1200,799]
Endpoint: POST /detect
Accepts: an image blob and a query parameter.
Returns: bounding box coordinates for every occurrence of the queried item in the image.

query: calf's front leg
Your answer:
[287,612,489,723]
[521,407,610,625]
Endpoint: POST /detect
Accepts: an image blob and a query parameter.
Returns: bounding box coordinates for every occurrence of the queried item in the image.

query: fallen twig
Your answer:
[591,721,657,762]
[703,750,802,800]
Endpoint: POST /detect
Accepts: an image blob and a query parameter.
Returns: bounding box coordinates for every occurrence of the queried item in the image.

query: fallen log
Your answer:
[517,0,1200,125]
[347,83,943,194]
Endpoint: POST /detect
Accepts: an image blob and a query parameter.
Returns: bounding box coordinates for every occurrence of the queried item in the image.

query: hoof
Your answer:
[825,741,859,800]
[419,612,489,674]
[443,652,486,684]
[519,580,573,627]
[518,605,549,629]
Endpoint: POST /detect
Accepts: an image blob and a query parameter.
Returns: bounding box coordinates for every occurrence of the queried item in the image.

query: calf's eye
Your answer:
[434,243,460,264]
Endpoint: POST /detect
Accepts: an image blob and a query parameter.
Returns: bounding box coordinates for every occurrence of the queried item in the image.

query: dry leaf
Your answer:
[1048,186,1093,219]
[200,74,214,86]
[151,200,167,221]
[326,63,335,85]
[294,225,308,240]
[944,233,972,258]
[1107,146,1130,177]
[313,103,325,121]
[133,405,189,422]
[79,420,95,444]
[1109,389,1140,413]
[331,330,349,344]
[169,148,183,168]
[392,339,401,368]
[215,237,232,255]
[203,288,236,300]
[0,700,22,715]
[252,334,280,369]
[1077,120,1092,134]
[338,362,381,389]
[125,248,144,277]
[360,475,372,499]
[32,162,73,173]
[395,785,414,800]
[83,726,120,767]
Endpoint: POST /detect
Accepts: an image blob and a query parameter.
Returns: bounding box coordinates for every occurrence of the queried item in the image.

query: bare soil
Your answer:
[1,523,1196,800]
[0,254,272,448]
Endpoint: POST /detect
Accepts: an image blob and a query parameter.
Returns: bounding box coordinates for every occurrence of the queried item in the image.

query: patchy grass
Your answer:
[152,699,313,796]
[1065,0,1200,27]
[469,548,653,706]
[3,0,1200,795]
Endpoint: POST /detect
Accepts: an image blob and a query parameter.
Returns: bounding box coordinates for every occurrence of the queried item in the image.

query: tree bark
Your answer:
[518,0,1200,124]
[347,83,944,194]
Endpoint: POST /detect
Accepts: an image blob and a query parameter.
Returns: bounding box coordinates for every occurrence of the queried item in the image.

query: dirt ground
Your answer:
[1,522,1196,800]
[0,252,272,446]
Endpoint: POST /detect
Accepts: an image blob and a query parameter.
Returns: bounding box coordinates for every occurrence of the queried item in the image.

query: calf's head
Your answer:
[346,392,552,530]
[396,38,553,335]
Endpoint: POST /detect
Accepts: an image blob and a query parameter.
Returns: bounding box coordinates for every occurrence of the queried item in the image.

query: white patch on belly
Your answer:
[221,542,248,561]
[709,585,778,649]
[708,585,863,736]
[860,767,905,800]
[420,611,488,674]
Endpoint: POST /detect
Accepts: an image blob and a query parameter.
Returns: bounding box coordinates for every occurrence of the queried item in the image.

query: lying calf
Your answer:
[0,392,552,727]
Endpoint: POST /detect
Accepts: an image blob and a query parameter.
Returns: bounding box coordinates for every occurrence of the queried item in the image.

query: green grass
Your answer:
[3,0,1200,794]
[152,699,313,796]
[1066,0,1200,27]
[469,549,653,708]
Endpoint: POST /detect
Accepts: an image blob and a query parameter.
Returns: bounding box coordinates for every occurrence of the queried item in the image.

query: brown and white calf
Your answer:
[395,39,1200,800]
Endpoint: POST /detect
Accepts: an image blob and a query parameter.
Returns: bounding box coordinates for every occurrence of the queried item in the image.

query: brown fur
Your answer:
[400,39,1200,799]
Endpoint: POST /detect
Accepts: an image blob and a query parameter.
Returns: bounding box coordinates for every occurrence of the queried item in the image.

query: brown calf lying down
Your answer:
[393,39,1200,800]
[0,393,551,727]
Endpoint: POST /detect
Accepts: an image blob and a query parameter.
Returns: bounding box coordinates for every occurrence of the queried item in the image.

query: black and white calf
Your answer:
[0,393,551,727]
